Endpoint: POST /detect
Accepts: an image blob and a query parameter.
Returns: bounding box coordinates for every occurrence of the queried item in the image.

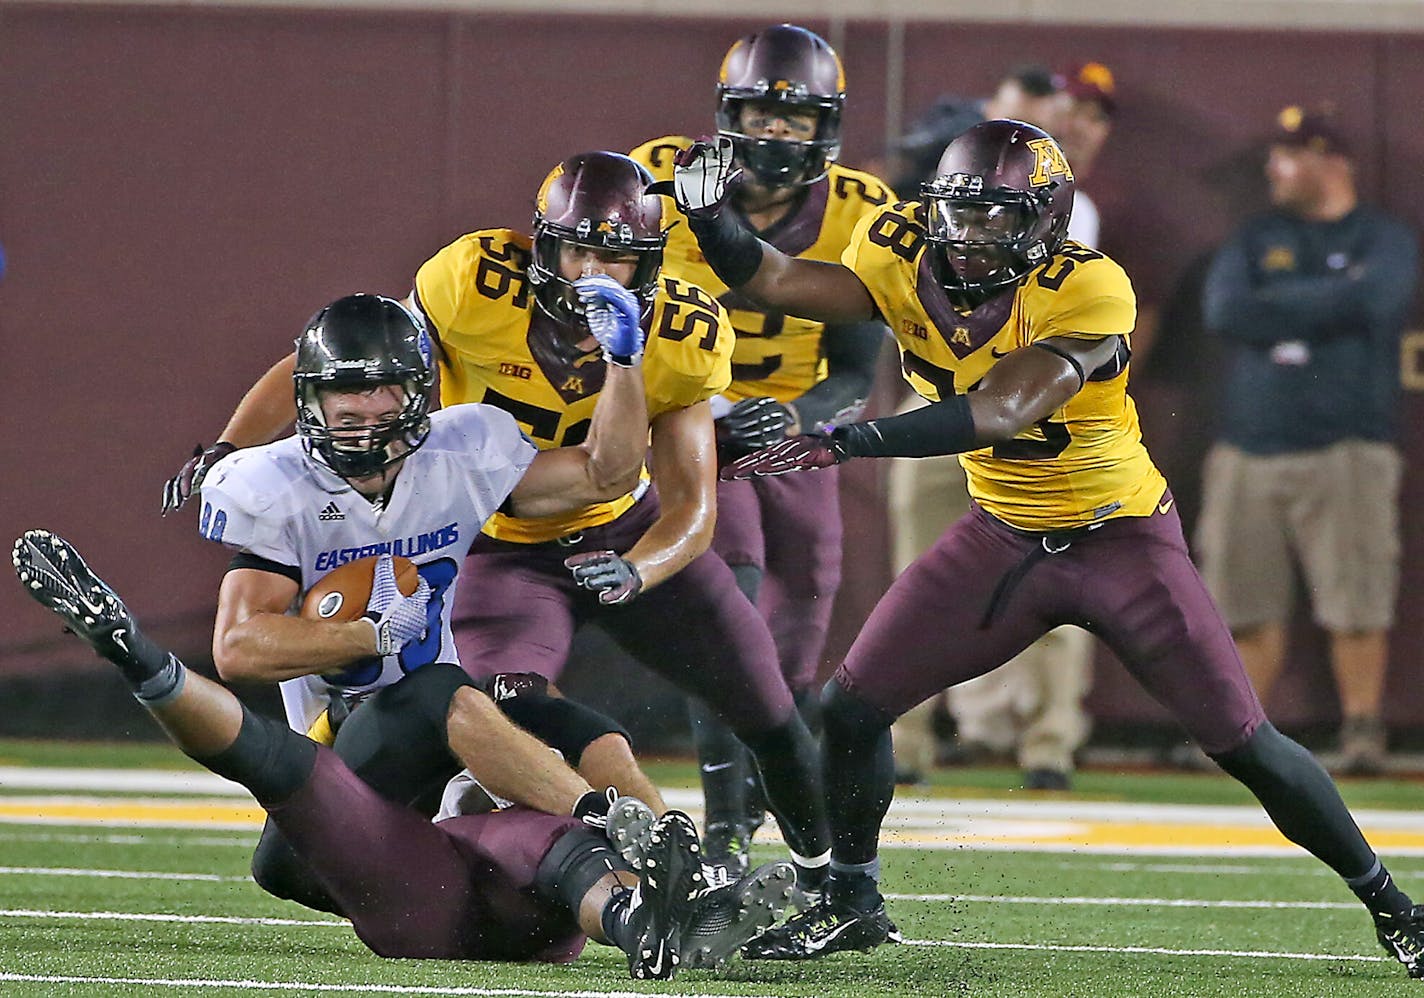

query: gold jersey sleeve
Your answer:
[843,205,1167,531]
[414,230,733,543]
[633,135,890,403]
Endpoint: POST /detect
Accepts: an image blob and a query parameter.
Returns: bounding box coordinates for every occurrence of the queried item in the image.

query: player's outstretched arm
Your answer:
[663,138,876,324]
[161,353,298,515]
[507,277,650,519]
[212,567,384,682]
[723,335,1120,477]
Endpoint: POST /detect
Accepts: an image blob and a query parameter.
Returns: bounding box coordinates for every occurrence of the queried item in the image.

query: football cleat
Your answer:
[13,530,134,657]
[703,819,754,879]
[683,860,796,971]
[606,795,657,869]
[791,861,829,911]
[625,810,704,980]
[741,895,902,960]
[1374,905,1424,978]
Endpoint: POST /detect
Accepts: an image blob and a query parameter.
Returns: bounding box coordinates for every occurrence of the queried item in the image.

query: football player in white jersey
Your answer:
[199,288,682,912]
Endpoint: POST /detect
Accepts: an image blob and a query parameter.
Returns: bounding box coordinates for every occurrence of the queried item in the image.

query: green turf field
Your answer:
[2,739,1422,996]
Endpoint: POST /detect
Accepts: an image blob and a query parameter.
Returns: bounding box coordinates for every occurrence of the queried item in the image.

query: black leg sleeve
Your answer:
[820,680,898,866]
[688,697,751,825]
[1212,722,1377,878]
[687,562,762,827]
[741,714,830,859]
[195,705,317,806]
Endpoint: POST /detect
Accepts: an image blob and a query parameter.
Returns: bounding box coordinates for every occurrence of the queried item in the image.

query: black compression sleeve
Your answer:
[830,392,977,458]
[686,211,764,288]
[790,319,885,431]
[227,552,302,585]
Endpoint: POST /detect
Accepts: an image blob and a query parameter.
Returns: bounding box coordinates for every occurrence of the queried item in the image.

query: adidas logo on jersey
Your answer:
[318,502,345,522]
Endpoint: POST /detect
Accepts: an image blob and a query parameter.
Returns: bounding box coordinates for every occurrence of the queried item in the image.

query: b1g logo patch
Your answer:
[317,592,345,619]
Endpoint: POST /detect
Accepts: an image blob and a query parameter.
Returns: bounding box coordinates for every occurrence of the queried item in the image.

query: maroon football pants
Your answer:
[713,467,842,695]
[837,497,1266,755]
[266,748,586,962]
[451,492,797,736]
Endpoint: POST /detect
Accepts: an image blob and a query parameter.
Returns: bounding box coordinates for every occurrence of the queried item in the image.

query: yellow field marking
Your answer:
[0,798,263,828]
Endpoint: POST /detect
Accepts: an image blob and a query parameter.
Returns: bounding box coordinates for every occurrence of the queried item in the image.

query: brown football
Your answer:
[300,555,421,623]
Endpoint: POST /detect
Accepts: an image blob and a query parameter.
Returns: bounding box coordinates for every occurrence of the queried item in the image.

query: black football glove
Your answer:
[716,396,793,462]
[565,551,644,606]
[161,442,236,515]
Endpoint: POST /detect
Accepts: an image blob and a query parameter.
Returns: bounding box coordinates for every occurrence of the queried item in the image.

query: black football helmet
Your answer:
[921,119,1075,299]
[293,294,435,480]
[715,24,845,188]
[529,151,666,326]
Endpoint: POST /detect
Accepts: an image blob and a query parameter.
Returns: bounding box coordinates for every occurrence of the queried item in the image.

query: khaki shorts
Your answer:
[1195,441,1402,633]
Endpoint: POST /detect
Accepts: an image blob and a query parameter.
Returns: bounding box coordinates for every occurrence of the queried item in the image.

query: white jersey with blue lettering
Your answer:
[196,403,537,732]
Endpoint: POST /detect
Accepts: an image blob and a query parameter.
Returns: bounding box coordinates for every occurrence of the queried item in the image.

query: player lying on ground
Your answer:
[13,530,797,978]
[667,120,1424,978]
[161,152,835,903]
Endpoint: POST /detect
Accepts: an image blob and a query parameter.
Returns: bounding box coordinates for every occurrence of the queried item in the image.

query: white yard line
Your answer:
[0,975,780,998]
[899,939,1386,963]
[0,865,245,882]
[885,892,1357,909]
[0,908,344,927]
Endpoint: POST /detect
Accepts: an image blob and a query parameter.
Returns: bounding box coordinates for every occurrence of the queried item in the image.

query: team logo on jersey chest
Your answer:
[561,375,585,393]
[951,326,972,347]
[318,502,345,522]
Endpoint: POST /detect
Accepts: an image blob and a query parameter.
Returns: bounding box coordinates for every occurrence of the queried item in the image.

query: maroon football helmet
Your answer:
[715,24,846,188]
[921,119,1075,299]
[530,151,666,325]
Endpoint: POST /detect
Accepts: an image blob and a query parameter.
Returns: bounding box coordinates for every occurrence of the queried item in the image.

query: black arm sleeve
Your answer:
[789,319,887,430]
[686,210,765,289]
[832,392,977,458]
[227,552,302,585]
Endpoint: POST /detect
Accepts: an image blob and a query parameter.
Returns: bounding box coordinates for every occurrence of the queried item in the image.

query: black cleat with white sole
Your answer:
[13,530,135,657]
[1375,905,1424,978]
[683,860,796,971]
[624,810,704,980]
[741,894,902,960]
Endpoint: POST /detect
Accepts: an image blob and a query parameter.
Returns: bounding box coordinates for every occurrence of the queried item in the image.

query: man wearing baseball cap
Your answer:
[1198,104,1419,776]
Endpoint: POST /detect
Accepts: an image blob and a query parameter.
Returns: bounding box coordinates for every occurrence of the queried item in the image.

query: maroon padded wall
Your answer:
[3,4,1422,736]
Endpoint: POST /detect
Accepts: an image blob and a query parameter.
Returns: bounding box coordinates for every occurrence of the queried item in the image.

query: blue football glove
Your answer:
[575,275,645,367]
[359,554,432,656]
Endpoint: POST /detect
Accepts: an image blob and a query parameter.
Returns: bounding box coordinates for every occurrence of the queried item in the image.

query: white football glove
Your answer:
[666,137,742,217]
[359,554,432,656]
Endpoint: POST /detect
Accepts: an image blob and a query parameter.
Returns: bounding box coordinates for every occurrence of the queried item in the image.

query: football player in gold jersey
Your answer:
[665,120,1424,975]
[161,151,834,900]
[632,23,891,874]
